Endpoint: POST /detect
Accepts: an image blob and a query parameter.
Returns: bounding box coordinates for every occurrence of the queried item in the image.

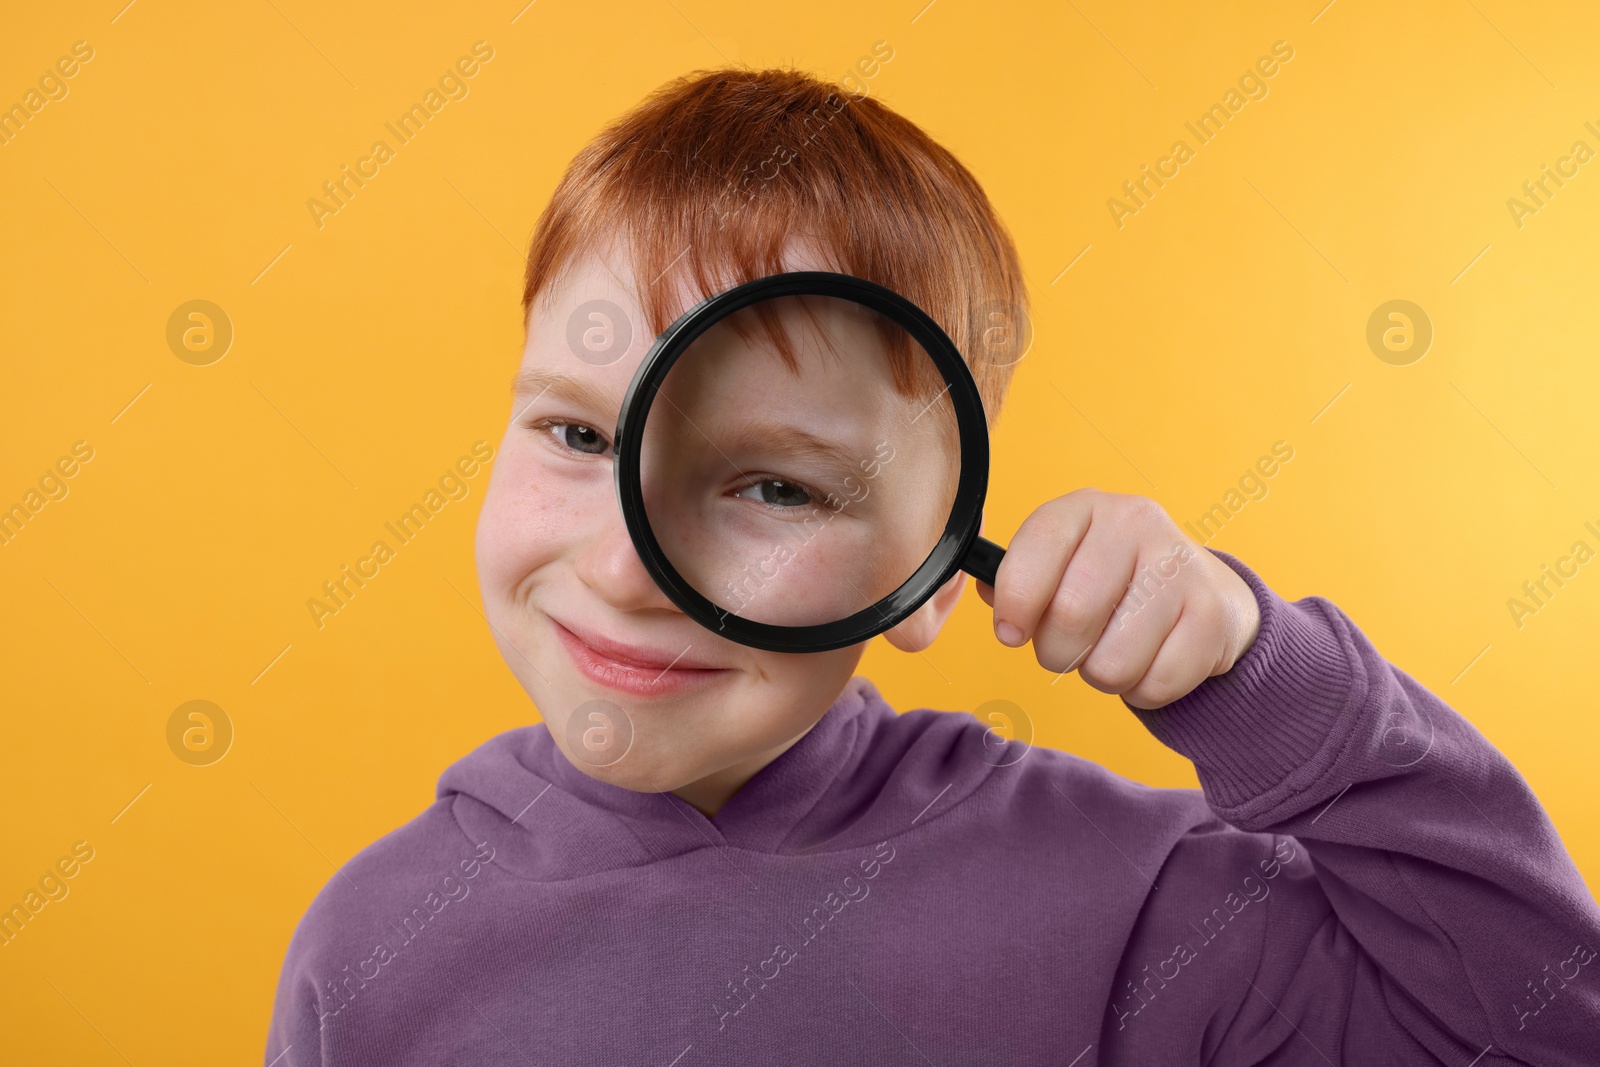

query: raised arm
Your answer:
[1129,549,1600,1064]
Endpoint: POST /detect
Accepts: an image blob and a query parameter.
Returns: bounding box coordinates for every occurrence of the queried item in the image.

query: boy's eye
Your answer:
[732,478,813,509]
[544,421,611,456]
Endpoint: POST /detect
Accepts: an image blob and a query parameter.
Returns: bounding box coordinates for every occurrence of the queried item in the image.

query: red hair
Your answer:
[521,67,1029,425]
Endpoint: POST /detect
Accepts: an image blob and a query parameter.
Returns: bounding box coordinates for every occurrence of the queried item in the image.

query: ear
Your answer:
[883,565,968,653]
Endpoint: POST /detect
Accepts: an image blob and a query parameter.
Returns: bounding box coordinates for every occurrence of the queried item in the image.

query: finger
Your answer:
[1068,556,1187,692]
[989,493,1096,647]
[976,580,994,608]
[1027,516,1143,675]
[1120,603,1229,709]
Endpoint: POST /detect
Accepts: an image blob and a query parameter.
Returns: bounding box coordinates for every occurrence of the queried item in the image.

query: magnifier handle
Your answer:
[960,535,1006,588]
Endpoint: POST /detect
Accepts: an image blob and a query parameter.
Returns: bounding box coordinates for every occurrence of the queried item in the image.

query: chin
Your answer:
[554,734,701,794]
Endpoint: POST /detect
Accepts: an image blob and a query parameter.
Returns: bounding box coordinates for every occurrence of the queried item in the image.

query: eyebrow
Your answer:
[511,368,619,421]
[716,417,870,492]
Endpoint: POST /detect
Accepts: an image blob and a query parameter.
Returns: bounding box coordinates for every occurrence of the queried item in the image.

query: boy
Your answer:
[266,68,1600,1065]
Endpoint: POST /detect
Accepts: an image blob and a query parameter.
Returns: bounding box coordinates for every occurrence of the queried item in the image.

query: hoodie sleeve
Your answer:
[264,942,322,1066]
[1126,549,1600,1065]
[264,890,342,1067]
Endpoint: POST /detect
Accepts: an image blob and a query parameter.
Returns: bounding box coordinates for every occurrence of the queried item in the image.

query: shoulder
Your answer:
[886,702,1284,868]
[864,700,1203,831]
[264,798,507,1062]
[267,798,497,1024]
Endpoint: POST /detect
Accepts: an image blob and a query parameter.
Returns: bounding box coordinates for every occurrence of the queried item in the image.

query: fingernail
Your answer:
[995,620,1024,646]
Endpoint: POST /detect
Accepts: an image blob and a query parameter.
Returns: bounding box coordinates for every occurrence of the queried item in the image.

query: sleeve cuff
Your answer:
[1125,549,1369,815]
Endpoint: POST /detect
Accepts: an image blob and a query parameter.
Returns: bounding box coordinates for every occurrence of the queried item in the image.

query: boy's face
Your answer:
[475,241,967,801]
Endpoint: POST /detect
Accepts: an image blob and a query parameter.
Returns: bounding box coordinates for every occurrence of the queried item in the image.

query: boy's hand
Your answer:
[975,490,1261,710]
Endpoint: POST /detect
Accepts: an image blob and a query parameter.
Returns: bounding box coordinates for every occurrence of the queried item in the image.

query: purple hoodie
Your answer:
[265,550,1600,1064]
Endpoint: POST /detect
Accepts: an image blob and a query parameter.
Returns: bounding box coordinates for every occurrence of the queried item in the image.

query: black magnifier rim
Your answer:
[613,270,989,654]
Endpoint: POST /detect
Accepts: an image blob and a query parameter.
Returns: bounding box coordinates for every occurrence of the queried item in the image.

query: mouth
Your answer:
[550,617,733,697]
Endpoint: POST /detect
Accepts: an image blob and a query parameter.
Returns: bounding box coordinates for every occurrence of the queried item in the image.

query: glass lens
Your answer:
[638,294,961,629]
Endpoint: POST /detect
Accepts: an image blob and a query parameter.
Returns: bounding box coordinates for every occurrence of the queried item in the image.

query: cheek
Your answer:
[743,645,864,737]
[779,526,876,593]
[475,441,593,586]
[710,521,881,625]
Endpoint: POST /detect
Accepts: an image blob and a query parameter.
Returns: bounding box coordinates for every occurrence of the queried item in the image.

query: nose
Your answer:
[573,491,679,614]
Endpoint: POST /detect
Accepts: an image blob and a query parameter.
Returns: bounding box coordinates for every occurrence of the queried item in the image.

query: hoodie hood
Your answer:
[436,675,996,882]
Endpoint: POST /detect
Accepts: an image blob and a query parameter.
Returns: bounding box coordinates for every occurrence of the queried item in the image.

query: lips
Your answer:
[552,617,721,670]
[550,616,732,698]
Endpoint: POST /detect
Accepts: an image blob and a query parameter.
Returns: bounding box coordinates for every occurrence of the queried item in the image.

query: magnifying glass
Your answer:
[613,271,1008,654]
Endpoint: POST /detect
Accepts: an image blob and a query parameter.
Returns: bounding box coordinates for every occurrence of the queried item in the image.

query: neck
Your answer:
[670,728,814,817]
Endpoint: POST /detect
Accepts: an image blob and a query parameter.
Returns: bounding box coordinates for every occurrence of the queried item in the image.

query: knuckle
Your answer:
[1032,495,1088,538]
[1078,646,1138,694]
[1034,639,1084,677]
[1189,596,1232,642]
[1045,579,1099,635]
[1123,494,1170,531]
[1129,669,1189,709]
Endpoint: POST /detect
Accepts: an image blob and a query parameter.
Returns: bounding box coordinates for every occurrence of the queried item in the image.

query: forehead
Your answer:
[518,252,651,421]
[518,235,843,404]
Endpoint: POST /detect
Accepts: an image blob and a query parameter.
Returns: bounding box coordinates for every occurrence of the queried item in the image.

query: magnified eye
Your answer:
[733,478,812,509]
[547,422,609,456]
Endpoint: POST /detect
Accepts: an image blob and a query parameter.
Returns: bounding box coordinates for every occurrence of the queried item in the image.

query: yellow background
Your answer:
[4,0,1598,1061]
